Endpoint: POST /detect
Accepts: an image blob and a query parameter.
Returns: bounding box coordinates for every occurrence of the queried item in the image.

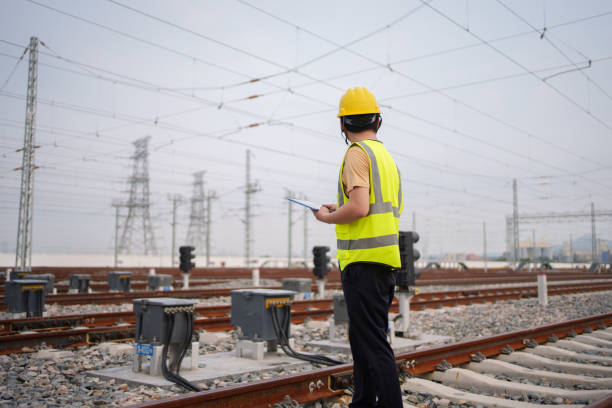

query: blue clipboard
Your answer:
[287,197,320,211]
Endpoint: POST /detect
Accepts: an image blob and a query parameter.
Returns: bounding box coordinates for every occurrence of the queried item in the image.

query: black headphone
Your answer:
[340,115,382,145]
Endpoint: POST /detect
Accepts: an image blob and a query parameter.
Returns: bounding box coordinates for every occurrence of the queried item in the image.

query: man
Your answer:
[313,86,403,407]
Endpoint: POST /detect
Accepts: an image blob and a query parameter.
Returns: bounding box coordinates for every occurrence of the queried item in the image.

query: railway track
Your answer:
[2,281,612,354]
[124,312,612,408]
[2,278,611,310]
[4,265,611,286]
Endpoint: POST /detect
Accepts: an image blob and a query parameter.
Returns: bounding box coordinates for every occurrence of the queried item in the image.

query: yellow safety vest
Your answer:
[335,140,403,271]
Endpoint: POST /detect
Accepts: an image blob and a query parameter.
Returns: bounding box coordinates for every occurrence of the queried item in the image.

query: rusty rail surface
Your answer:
[2,281,611,354]
[124,312,612,408]
[2,265,610,285]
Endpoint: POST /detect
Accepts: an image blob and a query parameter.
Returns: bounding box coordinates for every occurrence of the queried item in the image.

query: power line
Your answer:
[228,1,612,193]
[496,0,612,105]
[0,45,28,91]
[420,0,612,134]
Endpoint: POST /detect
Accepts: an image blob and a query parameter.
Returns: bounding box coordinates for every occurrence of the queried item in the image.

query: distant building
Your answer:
[557,237,609,262]
[519,237,552,260]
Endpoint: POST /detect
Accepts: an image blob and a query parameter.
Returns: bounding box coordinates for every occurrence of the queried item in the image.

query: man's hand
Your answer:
[313,206,332,223]
[311,188,369,225]
[322,203,337,212]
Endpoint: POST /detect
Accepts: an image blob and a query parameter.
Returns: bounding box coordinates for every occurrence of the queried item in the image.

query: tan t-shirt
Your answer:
[342,145,370,196]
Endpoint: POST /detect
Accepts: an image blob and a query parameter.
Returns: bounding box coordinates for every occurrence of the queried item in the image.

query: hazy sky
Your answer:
[1,0,612,262]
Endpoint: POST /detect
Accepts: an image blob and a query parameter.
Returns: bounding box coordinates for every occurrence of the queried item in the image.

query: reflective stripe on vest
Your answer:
[335,140,402,269]
[337,233,398,251]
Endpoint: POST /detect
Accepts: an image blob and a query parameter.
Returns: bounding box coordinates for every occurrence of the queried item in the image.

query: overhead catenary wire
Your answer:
[235,1,612,193]
[5,2,612,252]
[420,0,612,135]
[4,5,608,192]
[0,45,28,91]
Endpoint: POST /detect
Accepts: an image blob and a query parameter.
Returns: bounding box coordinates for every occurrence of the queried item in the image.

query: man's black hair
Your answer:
[342,113,381,133]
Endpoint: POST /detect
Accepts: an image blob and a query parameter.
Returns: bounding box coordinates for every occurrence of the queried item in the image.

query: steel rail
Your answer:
[2,281,612,354]
[3,281,611,335]
[125,312,612,408]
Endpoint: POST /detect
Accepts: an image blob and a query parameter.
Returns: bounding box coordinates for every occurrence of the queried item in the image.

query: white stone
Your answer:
[305,319,328,330]
[34,349,73,361]
[199,331,220,345]
[99,342,133,357]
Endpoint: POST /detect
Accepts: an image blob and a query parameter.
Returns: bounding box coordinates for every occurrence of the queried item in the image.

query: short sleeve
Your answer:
[342,146,370,196]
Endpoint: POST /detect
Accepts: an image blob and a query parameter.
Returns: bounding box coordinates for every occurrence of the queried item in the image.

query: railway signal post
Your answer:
[395,231,420,338]
[179,246,195,289]
[312,246,330,299]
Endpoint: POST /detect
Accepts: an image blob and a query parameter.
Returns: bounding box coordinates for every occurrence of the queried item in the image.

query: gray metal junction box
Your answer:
[231,289,296,342]
[282,278,312,294]
[133,298,196,344]
[69,274,90,293]
[109,271,132,291]
[9,269,30,281]
[29,274,55,293]
[5,279,47,316]
[148,274,173,291]
[333,292,349,324]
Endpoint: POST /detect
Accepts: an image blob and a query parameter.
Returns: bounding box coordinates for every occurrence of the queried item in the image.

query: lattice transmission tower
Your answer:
[185,171,206,256]
[15,36,39,270]
[117,136,157,255]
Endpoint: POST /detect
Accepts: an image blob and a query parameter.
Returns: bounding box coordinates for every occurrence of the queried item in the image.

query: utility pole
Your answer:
[287,190,293,268]
[591,202,597,263]
[512,179,519,264]
[118,136,157,255]
[205,191,217,267]
[168,194,182,267]
[112,201,122,268]
[186,171,206,255]
[303,195,308,265]
[15,36,38,270]
[244,150,261,267]
[412,212,416,231]
[532,229,536,261]
[482,221,488,273]
[569,233,573,265]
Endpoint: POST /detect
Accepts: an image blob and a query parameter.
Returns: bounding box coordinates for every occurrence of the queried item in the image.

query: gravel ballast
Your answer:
[0,289,610,407]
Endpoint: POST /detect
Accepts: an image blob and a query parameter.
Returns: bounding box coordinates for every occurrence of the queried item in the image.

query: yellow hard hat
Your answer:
[337,86,381,117]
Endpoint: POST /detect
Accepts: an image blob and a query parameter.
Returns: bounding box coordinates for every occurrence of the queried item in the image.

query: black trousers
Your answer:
[341,262,403,408]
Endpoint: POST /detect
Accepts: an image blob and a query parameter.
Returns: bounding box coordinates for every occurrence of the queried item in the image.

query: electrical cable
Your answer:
[3,38,609,194]
[420,0,612,134]
[0,45,28,91]
[160,311,201,392]
[270,304,344,366]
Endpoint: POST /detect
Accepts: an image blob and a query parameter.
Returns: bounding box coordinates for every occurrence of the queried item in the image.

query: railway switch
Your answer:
[29,274,55,294]
[69,274,91,293]
[282,278,312,299]
[132,298,200,391]
[327,292,349,342]
[148,274,173,291]
[332,293,349,324]
[231,289,296,343]
[5,279,47,317]
[108,271,132,292]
